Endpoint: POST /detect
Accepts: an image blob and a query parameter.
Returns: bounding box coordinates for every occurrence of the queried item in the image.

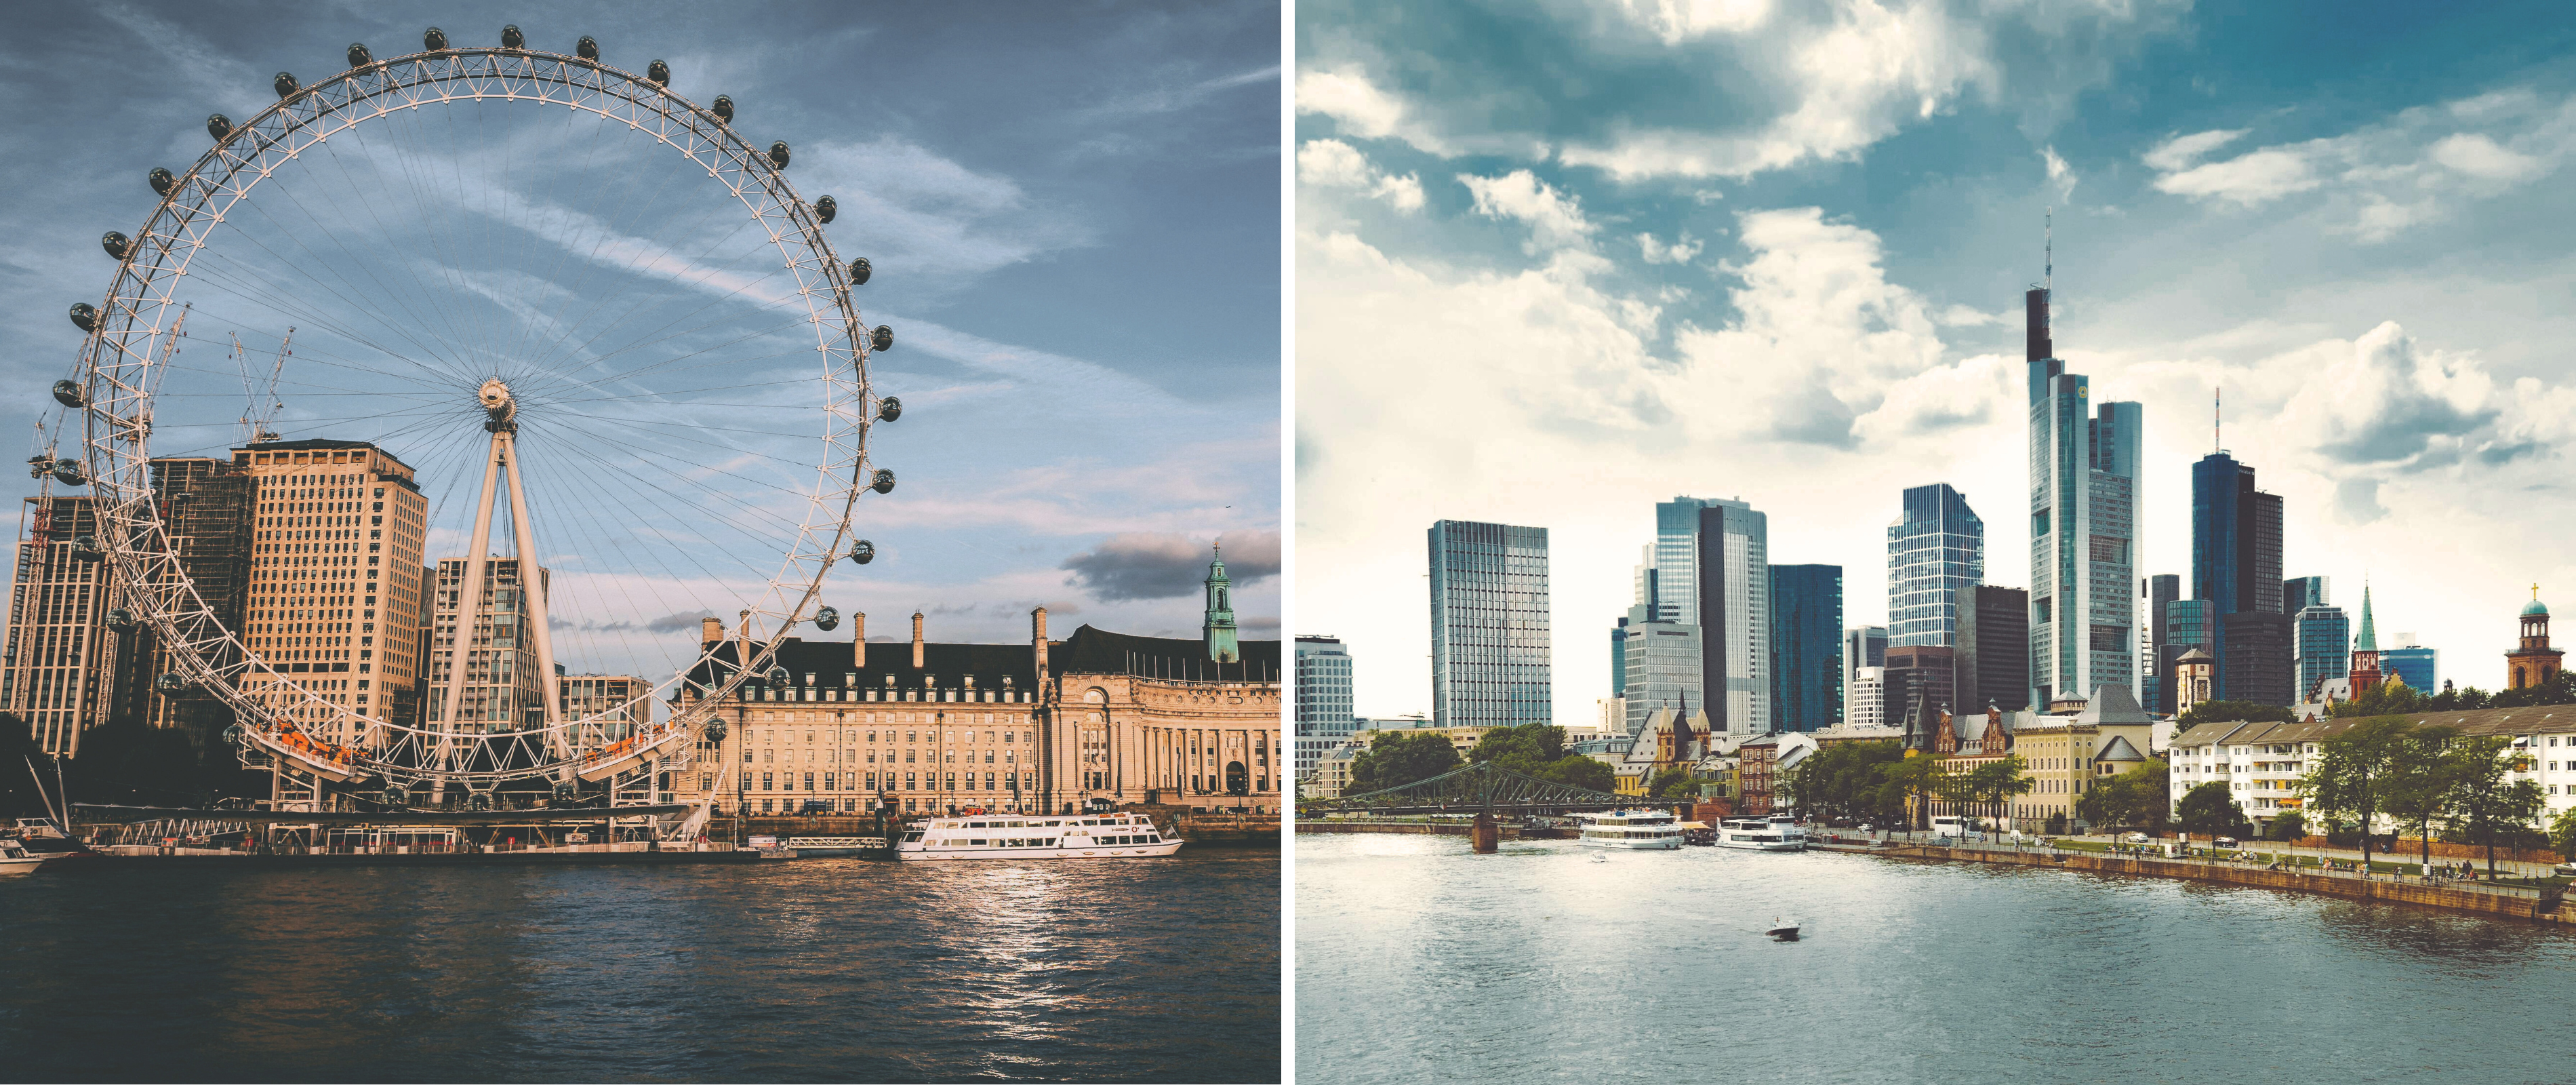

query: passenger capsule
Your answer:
[423,26,449,51]
[73,535,102,559]
[52,380,85,408]
[851,539,876,564]
[273,71,299,98]
[870,324,893,352]
[384,785,411,807]
[848,257,872,285]
[647,59,670,85]
[501,24,525,50]
[468,791,493,811]
[54,460,87,486]
[870,469,895,495]
[702,718,729,743]
[106,608,135,631]
[102,232,129,260]
[206,113,233,141]
[877,397,900,422]
[148,167,176,196]
[711,95,734,122]
[69,303,99,332]
[815,195,836,223]
[768,141,791,169]
[222,723,244,745]
[576,35,599,60]
[553,780,578,802]
[813,606,841,631]
[155,673,188,692]
[348,42,373,68]
[767,666,790,685]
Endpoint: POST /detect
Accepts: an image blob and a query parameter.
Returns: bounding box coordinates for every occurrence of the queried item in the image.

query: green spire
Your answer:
[2354,580,2377,652]
[1203,541,1239,664]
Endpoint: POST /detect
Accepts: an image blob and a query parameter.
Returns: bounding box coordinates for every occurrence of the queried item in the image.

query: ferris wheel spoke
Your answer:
[242,156,489,384]
[309,134,495,379]
[515,414,815,554]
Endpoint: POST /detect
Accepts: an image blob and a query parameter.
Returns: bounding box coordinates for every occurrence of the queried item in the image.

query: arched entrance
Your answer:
[1226,761,1249,795]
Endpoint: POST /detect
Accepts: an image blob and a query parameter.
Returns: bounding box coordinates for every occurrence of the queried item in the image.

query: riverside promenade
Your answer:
[1822,833,2573,925]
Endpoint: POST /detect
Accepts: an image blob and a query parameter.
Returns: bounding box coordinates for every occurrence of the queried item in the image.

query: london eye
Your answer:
[46,26,898,807]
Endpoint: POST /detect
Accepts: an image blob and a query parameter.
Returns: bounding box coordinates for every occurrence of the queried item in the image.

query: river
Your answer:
[1296,833,2576,1084]
[0,850,1277,1083]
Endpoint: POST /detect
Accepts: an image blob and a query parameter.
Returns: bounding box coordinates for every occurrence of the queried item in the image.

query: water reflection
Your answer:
[1,852,1278,1083]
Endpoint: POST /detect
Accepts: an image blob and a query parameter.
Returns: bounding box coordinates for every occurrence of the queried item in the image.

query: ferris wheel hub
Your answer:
[478,378,518,432]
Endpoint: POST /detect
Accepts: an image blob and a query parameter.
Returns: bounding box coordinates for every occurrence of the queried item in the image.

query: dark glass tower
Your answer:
[1768,564,1843,731]
[2144,573,2180,713]
[2191,453,2289,703]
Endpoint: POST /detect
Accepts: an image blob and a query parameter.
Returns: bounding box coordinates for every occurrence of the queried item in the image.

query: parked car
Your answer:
[2214,835,2239,848]
[2554,861,2576,878]
[2122,831,2151,843]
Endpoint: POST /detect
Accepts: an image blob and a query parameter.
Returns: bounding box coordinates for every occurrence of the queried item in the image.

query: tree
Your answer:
[2176,781,2247,839]
[2262,809,2308,843]
[2074,758,2172,834]
[1878,755,1948,833]
[2329,677,2432,719]
[2551,806,2576,864]
[1967,756,2034,833]
[1468,724,1567,774]
[2297,717,2415,871]
[2489,669,2576,710]
[1346,731,1463,795]
[1777,741,1904,823]
[2176,701,2297,728]
[2376,726,2462,868]
[2446,734,2548,878]
[1647,766,1698,800]
[1542,754,1615,793]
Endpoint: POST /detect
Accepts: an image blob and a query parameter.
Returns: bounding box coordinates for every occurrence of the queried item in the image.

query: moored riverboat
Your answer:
[1575,809,1684,850]
[1714,816,1807,851]
[896,812,1180,861]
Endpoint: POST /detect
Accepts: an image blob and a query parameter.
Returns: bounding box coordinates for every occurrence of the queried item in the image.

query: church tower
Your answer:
[2347,582,2382,695]
[1203,542,1241,664]
[2508,585,2563,690]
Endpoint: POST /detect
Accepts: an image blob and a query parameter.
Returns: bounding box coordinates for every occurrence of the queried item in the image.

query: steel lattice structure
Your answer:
[68,43,880,791]
[1304,761,1643,815]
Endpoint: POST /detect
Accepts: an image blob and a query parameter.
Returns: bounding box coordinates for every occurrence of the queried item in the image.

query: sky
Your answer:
[1295,0,2576,722]
[0,1,1280,693]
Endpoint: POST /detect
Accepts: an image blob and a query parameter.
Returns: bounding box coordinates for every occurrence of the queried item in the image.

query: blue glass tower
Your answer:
[2383,643,2436,693]
[1428,519,1550,727]
[2295,606,2350,703]
[2027,275,2141,707]
[2192,452,2288,703]
[1887,484,1983,648]
[1769,564,1843,731]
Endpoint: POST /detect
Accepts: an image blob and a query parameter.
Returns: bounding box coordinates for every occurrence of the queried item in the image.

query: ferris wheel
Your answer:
[50,26,902,803]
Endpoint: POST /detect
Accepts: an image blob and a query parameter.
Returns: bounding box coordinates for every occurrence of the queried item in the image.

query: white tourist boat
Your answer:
[896,812,1181,861]
[1575,810,1685,850]
[1714,816,1808,852]
[0,838,48,874]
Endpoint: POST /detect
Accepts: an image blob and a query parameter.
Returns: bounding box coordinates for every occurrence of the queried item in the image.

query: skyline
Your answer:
[1297,1,2576,722]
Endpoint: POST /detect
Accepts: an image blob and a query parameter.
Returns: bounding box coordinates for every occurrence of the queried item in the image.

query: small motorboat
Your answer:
[1588,852,1609,863]
[1765,917,1800,941]
[0,838,49,874]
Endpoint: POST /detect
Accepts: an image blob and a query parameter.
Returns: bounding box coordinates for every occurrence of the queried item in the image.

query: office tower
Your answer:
[1845,626,1887,675]
[1887,484,1983,648]
[0,497,132,755]
[1847,666,1886,729]
[2165,599,2215,708]
[1428,519,1550,727]
[2027,274,2141,709]
[1294,635,1356,779]
[558,673,650,739]
[142,456,258,742]
[1295,635,1354,736]
[237,440,432,743]
[2139,574,2179,713]
[1769,564,1842,731]
[2192,451,2289,703]
[2383,635,2436,693]
[426,556,551,732]
[1609,618,1628,697]
[2285,576,2331,613]
[1883,644,1956,728]
[1622,621,1702,735]
[1962,585,2031,713]
[1653,497,1770,734]
[2295,606,2352,703]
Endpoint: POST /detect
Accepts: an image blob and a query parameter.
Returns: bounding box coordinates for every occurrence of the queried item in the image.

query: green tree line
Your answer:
[2281,716,2553,877]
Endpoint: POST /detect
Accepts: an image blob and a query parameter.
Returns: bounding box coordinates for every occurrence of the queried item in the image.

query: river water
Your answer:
[0,850,1278,1083]
[1297,833,2576,1085]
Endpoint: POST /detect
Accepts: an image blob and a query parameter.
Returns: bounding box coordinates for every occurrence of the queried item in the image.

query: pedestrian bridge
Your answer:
[1302,762,1641,816]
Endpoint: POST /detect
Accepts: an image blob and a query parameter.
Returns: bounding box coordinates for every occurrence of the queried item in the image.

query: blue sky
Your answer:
[0,1,1279,688]
[1297,1,2576,721]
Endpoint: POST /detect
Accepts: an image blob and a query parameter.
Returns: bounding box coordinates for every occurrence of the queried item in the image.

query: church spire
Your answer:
[1202,540,1239,664]
[2355,580,2377,652]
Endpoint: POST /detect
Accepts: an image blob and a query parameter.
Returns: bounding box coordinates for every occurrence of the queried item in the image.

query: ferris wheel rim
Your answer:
[65,43,885,788]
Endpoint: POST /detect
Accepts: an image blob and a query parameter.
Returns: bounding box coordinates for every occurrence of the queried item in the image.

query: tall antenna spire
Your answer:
[2215,386,2221,454]
[2045,206,2053,293]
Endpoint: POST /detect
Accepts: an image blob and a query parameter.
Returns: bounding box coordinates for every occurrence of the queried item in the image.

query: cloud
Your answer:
[1638,231,1702,264]
[1459,170,1596,251]
[2274,321,2499,471]
[1060,530,1279,601]
[2141,128,2249,172]
[1295,66,1451,155]
[647,610,724,634]
[2042,144,2076,201]
[1297,139,1425,213]
[2153,146,2322,204]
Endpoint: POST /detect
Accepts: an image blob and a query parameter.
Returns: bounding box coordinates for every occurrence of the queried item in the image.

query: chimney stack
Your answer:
[852,610,866,669]
[911,610,925,669]
[701,616,722,644]
[1033,606,1049,685]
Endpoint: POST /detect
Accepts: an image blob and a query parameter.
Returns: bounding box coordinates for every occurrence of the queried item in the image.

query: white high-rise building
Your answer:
[1294,635,1356,781]
[1846,666,1886,730]
[2026,277,2141,708]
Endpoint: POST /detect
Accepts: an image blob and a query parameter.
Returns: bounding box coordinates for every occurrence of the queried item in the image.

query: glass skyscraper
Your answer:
[1428,519,1550,728]
[1769,564,1843,731]
[2143,573,2181,713]
[1293,635,1356,781]
[2294,606,2350,703]
[1653,496,1770,734]
[2192,452,2288,703]
[1887,484,1983,648]
[2384,642,2436,693]
[2285,576,2331,613]
[2027,281,2141,708]
[2166,599,2215,708]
